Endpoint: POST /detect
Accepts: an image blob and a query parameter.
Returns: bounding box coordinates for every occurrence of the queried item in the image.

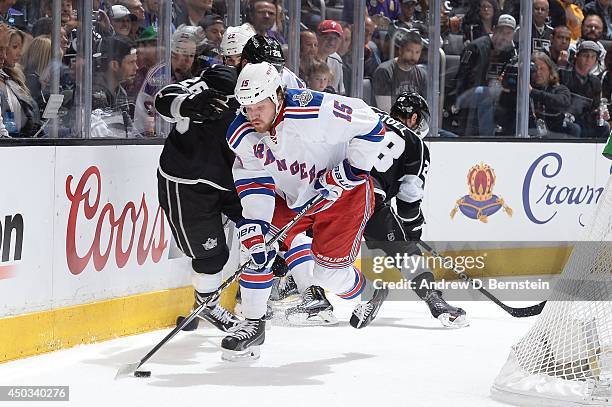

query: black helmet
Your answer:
[241,34,285,72]
[390,92,430,138]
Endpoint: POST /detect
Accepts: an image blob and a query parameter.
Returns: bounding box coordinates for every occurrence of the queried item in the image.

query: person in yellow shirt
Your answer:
[559,0,584,40]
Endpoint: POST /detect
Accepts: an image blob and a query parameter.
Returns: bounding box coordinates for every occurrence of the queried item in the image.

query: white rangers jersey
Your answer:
[226,88,385,224]
[281,67,306,90]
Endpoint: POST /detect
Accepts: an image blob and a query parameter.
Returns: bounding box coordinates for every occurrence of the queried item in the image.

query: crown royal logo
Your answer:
[450,163,513,223]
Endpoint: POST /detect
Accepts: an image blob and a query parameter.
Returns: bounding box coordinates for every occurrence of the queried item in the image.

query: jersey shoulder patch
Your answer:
[283,89,324,120]
[226,113,255,150]
[285,89,324,108]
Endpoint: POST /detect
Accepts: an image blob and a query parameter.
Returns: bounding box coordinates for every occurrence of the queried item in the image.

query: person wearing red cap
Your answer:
[317,19,345,94]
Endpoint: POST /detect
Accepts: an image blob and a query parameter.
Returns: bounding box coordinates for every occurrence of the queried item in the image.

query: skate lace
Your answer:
[210,305,234,324]
[302,288,315,303]
[357,302,374,319]
[231,320,259,340]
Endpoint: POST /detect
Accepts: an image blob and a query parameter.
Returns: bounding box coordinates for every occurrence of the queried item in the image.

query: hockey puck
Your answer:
[134,370,151,378]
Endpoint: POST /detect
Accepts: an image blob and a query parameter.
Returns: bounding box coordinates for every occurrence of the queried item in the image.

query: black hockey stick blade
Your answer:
[416,241,547,318]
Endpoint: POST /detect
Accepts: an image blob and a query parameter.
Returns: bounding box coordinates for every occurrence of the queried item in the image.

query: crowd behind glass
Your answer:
[0,0,609,139]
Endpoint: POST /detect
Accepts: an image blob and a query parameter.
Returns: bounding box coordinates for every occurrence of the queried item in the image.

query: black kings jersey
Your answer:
[370,107,430,205]
[156,74,238,191]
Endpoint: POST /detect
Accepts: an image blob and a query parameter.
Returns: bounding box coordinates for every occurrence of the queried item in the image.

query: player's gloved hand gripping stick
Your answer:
[314,159,368,203]
[115,194,326,379]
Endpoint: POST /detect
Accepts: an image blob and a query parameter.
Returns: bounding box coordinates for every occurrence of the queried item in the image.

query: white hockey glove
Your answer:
[314,159,368,203]
[236,219,276,269]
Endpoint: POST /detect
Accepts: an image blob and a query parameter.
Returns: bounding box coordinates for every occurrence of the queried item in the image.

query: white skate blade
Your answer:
[268,294,302,308]
[221,346,260,362]
[285,309,339,326]
[437,313,469,329]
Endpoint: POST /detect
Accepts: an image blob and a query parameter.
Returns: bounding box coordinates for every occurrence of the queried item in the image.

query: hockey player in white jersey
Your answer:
[222,62,385,360]
[220,24,256,68]
[351,92,468,329]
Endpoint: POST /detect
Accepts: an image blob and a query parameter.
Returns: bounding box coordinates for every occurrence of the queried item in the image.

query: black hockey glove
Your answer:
[401,212,424,241]
[179,89,230,120]
[397,199,425,241]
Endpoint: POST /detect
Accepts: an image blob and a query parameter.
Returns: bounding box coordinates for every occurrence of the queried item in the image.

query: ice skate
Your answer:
[177,291,242,332]
[350,287,389,329]
[269,274,300,305]
[285,286,338,326]
[425,290,468,328]
[221,318,265,361]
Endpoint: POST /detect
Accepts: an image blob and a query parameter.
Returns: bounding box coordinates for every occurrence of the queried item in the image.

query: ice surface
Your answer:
[0,299,535,407]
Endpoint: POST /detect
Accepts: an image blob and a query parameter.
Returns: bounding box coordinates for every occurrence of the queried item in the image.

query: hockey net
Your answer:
[492,174,612,407]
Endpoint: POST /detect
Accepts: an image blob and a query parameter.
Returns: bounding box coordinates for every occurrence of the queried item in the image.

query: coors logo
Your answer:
[65,166,168,275]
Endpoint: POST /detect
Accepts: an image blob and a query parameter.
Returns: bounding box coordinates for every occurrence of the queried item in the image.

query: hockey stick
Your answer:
[416,241,546,318]
[115,195,325,379]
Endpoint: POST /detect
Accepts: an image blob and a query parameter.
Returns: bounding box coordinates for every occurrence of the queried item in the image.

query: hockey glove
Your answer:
[237,219,275,269]
[397,199,425,241]
[179,89,229,120]
[314,159,368,203]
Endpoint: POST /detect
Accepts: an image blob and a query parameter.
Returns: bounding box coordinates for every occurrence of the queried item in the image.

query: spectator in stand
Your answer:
[0,27,41,137]
[116,0,146,25]
[60,0,78,32]
[91,35,139,137]
[247,0,285,44]
[110,5,138,39]
[175,0,213,27]
[372,30,427,112]
[365,16,382,65]
[549,25,574,68]
[368,0,401,20]
[559,0,584,40]
[455,14,517,137]
[92,35,138,113]
[5,27,23,67]
[305,59,335,93]
[394,0,427,29]
[570,13,608,76]
[502,0,567,28]
[529,52,577,137]
[299,30,318,79]
[21,35,52,114]
[170,28,197,82]
[339,21,379,94]
[582,0,612,38]
[143,0,161,29]
[497,51,576,137]
[317,19,344,94]
[560,40,610,138]
[126,26,158,101]
[115,0,147,38]
[514,0,554,52]
[196,14,225,70]
[462,0,500,43]
[200,13,224,48]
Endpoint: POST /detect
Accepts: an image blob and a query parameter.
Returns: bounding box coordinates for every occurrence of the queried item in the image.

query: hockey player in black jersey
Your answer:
[351,92,468,329]
[155,64,243,333]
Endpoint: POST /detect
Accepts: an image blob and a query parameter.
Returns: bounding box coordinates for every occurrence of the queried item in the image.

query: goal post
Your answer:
[491,163,612,406]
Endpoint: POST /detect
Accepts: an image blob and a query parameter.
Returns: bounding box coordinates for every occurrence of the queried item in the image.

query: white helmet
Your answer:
[221,24,256,56]
[235,62,284,113]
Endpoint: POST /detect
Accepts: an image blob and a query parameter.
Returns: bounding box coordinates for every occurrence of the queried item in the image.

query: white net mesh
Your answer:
[492,175,612,407]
